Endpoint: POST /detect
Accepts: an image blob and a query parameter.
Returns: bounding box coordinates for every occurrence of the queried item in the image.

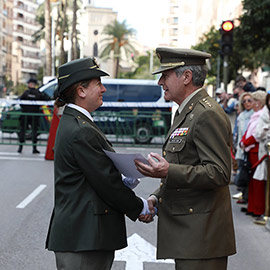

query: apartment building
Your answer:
[12,0,41,84]
[161,0,242,48]
[0,0,7,87]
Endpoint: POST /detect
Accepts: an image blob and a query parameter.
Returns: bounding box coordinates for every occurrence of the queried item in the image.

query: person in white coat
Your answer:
[253,92,270,224]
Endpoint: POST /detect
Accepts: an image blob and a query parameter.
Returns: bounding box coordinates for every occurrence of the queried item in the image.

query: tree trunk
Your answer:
[59,0,67,65]
[45,0,52,76]
[115,57,120,78]
[71,0,78,60]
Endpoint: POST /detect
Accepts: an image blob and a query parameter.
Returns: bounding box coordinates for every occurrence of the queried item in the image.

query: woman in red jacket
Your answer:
[240,90,267,217]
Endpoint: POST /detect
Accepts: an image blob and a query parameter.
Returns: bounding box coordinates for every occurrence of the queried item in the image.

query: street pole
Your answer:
[223,54,228,93]
[216,54,220,88]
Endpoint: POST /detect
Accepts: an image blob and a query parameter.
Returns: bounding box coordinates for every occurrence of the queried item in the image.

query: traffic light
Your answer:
[220,20,234,55]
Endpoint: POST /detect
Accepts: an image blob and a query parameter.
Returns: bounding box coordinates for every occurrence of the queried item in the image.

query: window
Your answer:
[93,42,98,57]
[102,84,118,101]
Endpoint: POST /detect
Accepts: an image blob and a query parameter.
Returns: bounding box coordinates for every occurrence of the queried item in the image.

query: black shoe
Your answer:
[17,145,23,153]
[245,211,254,216]
[33,148,40,154]
[241,207,247,213]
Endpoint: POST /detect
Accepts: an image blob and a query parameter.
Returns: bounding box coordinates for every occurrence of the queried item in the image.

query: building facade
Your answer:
[79,3,117,76]
[160,0,242,48]
[12,0,41,84]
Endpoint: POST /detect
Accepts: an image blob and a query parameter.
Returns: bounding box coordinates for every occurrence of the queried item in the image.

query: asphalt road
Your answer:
[0,144,269,270]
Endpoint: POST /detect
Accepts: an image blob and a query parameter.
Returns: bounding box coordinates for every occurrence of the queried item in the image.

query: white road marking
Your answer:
[0,151,45,161]
[115,233,174,270]
[0,156,44,161]
[16,184,47,209]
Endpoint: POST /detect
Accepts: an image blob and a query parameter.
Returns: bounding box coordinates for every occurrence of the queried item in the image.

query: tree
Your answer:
[71,0,79,60]
[100,20,136,78]
[45,0,52,76]
[192,27,221,85]
[120,51,160,79]
[238,0,270,51]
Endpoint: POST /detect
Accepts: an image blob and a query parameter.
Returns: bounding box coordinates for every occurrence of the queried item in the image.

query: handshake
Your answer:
[139,196,157,223]
[122,175,157,224]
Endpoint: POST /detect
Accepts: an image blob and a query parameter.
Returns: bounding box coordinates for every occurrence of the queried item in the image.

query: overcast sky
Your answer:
[88,0,170,47]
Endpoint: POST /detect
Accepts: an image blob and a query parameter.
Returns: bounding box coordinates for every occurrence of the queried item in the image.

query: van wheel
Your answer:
[134,123,152,144]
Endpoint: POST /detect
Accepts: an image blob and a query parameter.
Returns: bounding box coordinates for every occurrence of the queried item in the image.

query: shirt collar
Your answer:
[67,103,93,122]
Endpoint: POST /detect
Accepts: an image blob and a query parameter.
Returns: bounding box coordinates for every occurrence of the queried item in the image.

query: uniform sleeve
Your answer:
[166,108,232,189]
[73,125,143,221]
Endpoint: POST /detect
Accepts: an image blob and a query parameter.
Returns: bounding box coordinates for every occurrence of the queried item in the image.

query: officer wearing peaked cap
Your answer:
[46,58,151,270]
[135,48,236,270]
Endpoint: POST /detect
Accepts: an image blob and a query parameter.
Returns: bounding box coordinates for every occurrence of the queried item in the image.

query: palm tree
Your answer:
[100,20,136,78]
[71,0,78,60]
[45,0,52,76]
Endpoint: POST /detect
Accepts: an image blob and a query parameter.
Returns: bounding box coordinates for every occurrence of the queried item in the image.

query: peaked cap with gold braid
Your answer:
[56,57,109,96]
[152,47,211,75]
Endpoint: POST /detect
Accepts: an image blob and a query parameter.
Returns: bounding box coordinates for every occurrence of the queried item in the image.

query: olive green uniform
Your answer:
[153,89,236,260]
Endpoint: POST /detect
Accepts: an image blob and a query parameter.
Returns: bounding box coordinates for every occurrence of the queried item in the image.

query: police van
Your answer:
[1,78,173,144]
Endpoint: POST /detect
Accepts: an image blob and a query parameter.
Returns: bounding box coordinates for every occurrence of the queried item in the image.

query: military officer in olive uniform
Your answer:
[46,58,150,270]
[135,48,236,270]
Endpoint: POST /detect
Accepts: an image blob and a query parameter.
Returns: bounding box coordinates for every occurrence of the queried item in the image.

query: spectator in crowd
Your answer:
[17,78,50,154]
[240,90,267,218]
[235,75,256,92]
[233,92,254,202]
[252,91,270,224]
[256,86,266,92]
[215,87,237,114]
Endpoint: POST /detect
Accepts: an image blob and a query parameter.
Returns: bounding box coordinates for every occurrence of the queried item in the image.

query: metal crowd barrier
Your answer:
[0,102,171,147]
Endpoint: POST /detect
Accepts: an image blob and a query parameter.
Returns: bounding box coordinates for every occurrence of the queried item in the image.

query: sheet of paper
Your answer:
[104,150,149,178]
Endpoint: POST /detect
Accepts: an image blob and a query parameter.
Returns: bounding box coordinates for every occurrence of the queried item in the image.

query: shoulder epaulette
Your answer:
[200,97,213,108]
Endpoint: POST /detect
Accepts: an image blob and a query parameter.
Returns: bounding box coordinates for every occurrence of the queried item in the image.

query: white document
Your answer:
[104,150,149,178]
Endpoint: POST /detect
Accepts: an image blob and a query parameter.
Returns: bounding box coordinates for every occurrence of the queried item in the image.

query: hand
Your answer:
[134,152,169,178]
[139,197,156,223]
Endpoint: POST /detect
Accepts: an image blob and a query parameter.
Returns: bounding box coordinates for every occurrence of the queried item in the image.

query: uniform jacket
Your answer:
[46,106,143,252]
[153,89,236,259]
[253,105,270,181]
[20,88,50,113]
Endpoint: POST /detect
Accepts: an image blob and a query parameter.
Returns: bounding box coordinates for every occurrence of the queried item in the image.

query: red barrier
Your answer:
[45,107,60,160]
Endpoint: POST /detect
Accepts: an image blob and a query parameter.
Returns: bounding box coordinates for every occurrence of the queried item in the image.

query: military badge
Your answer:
[170,127,189,139]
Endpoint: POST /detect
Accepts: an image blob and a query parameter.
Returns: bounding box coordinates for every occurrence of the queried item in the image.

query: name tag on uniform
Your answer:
[170,127,189,139]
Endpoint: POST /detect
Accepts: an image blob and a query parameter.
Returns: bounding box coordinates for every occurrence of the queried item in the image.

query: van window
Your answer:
[103,84,118,101]
[43,83,58,99]
[103,83,162,102]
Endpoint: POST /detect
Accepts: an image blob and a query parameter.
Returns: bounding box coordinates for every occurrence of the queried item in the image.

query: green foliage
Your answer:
[100,20,137,77]
[12,83,27,96]
[119,51,161,79]
[238,0,270,51]
[33,3,45,42]
[192,0,270,86]
[192,26,220,79]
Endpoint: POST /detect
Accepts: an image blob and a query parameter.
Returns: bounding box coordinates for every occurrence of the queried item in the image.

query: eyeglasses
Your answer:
[242,99,252,104]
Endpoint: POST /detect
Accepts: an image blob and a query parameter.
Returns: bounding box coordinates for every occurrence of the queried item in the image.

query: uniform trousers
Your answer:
[175,256,228,270]
[54,250,114,270]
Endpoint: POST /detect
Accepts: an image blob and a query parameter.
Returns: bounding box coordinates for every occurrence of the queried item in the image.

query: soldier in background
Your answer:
[18,78,50,154]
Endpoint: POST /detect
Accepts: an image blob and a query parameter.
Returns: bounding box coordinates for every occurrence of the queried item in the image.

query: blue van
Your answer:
[1,78,173,144]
